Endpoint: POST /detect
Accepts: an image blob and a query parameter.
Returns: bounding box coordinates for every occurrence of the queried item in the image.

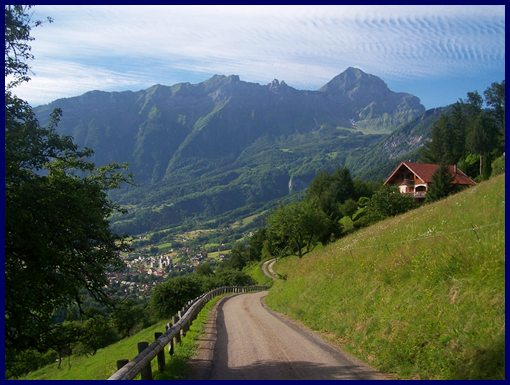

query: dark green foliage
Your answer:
[5,5,53,88]
[222,242,257,271]
[210,269,256,287]
[457,153,480,179]
[339,198,358,218]
[76,316,117,356]
[149,275,205,319]
[196,262,214,276]
[266,201,335,257]
[5,349,57,379]
[40,322,83,369]
[149,271,254,319]
[425,164,454,203]
[419,82,504,180]
[111,300,147,339]
[306,167,355,220]
[363,185,417,224]
[5,5,131,365]
[490,154,505,177]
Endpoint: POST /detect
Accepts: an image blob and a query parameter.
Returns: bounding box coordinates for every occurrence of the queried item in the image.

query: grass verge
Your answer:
[154,295,222,379]
[244,260,273,286]
[22,295,223,380]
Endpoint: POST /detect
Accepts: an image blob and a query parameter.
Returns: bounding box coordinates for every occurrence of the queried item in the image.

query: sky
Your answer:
[13,5,505,109]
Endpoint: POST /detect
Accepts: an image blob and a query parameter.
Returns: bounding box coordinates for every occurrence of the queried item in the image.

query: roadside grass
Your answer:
[266,174,505,380]
[22,296,223,380]
[155,295,223,379]
[243,261,273,286]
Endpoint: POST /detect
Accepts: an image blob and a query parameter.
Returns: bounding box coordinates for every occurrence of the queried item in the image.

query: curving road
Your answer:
[261,258,278,280]
[188,291,385,380]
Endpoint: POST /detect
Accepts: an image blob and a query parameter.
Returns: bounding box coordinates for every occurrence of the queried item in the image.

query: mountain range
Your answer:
[34,67,435,236]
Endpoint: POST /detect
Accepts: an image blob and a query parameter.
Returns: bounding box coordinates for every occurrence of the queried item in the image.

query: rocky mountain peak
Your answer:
[320,67,391,97]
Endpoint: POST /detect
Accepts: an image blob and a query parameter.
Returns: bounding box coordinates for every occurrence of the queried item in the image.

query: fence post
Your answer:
[116,359,129,370]
[137,342,152,380]
[155,332,165,372]
[175,313,182,344]
[166,322,175,356]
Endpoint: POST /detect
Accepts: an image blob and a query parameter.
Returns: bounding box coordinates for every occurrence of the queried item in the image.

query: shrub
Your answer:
[364,185,417,224]
[491,154,505,177]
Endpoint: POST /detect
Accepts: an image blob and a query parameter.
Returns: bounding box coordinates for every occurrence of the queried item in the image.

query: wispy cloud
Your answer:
[15,5,505,107]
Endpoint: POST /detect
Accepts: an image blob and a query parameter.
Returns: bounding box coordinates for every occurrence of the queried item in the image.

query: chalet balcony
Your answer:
[402,191,427,198]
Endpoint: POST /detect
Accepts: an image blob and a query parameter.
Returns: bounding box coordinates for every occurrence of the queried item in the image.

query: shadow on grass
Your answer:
[453,334,505,379]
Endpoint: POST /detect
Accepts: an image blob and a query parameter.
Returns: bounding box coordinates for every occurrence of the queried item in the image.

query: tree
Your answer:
[306,167,355,221]
[420,83,505,180]
[5,5,132,354]
[420,114,460,165]
[196,262,214,276]
[78,315,117,356]
[149,275,205,319]
[306,171,337,218]
[364,185,417,224]
[484,80,505,151]
[466,111,499,178]
[247,228,266,261]
[425,164,454,202]
[111,300,145,338]
[266,201,334,257]
[40,322,83,369]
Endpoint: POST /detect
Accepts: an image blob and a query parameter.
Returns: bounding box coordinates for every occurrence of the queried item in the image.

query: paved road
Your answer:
[261,258,278,280]
[188,291,385,380]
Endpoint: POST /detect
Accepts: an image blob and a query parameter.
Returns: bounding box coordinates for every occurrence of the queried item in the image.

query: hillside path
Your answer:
[261,258,278,280]
[187,291,386,380]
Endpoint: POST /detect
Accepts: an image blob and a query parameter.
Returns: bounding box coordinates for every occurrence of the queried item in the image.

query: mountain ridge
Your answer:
[33,67,428,235]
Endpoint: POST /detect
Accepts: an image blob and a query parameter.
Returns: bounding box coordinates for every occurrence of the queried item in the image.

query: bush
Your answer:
[149,275,206,319]
[491,154,505,177]
[149,269,255,320]
[211,269,256,287]
[76,316,117,356]
[5,348,57,379]
[364,185,417,224]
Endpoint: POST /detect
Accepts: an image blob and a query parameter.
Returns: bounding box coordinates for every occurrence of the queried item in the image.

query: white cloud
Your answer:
[16,5,505,106]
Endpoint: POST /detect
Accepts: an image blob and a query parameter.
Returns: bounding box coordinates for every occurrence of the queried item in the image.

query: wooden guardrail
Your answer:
[108,285,268,380]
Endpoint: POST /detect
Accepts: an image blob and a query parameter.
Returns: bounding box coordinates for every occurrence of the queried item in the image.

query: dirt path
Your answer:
[188,291,385,380]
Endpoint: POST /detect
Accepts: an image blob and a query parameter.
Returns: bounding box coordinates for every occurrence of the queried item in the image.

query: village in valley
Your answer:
[105,244,226,299]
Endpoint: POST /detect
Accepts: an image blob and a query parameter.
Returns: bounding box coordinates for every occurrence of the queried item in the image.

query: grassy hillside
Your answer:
[22,296,223,380]
[243,261,273,286]
[266,174,504,379]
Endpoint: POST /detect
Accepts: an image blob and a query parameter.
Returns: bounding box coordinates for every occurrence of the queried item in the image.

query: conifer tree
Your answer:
[425,164,454,202]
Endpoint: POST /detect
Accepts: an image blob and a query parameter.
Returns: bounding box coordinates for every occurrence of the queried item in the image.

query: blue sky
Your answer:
[14,5,505,109]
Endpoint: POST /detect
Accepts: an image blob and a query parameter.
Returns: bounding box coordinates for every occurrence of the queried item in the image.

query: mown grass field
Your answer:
[22,296,223,380]
[266,174,505,379]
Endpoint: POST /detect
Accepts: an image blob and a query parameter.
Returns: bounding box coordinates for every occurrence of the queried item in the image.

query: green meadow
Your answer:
[266,174,505,379]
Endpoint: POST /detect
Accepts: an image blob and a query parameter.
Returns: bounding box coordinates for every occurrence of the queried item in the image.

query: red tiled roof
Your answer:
[385,162,476,186]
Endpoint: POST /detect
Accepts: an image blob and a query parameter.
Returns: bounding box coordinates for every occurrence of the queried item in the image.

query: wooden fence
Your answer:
[107,285,268,380]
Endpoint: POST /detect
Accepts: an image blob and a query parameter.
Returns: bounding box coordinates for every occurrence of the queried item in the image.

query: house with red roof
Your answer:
[384,162,476,199]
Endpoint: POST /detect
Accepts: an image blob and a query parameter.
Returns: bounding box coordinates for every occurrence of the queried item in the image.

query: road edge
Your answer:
[259,292,394,380]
